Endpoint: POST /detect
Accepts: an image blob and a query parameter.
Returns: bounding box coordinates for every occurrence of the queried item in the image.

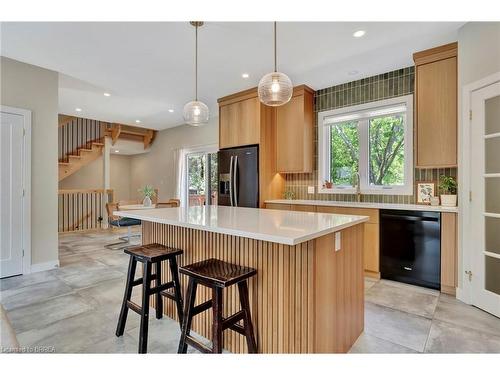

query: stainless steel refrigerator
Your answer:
[218,145,259,208]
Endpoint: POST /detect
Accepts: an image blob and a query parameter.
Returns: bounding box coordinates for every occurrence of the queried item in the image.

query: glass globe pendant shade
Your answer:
[258,71,293,107]
[183,100,209,126]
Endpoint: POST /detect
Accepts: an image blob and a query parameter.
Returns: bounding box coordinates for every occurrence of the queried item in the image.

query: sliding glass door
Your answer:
[186,148,218,207]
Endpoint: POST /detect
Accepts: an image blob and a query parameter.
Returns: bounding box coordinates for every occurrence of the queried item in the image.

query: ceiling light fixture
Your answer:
[353,30,366,38]
[114,150,120,153]
[135,120,141,123]
[75,108,82,112]
[258,22,293,107]
[183,21,209,126]
[242,73,249,79]
[103,92,111,97]
[348,70,359,75]
[168,109,174,113]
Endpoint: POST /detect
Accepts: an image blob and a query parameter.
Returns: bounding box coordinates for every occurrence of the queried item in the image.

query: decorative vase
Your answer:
[440,194,457,207]
[143,196,152,207]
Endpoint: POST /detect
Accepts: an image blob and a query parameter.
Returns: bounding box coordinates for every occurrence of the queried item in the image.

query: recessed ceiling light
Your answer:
[75,108,82,112]
[135,120,141,123]
[114,150,120,153]
[353,30,366,38]
[242,73,249,79]
[168,109,174,113]
[103,92,111,97]
[348,70,359,75]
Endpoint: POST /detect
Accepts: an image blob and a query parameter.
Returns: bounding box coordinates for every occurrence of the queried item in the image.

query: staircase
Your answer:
[58,116,105,181]
[58,115,158,181]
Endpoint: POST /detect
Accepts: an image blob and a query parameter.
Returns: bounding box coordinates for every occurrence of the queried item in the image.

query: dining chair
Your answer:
[105,202,142,249]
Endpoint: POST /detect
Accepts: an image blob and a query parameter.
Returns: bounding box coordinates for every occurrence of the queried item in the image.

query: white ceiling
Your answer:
[1,22,464,130]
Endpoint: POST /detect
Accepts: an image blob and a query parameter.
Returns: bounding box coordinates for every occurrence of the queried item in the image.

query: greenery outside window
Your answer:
[318,95,413,195]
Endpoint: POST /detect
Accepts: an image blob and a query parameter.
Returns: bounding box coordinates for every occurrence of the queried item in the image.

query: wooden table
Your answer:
[119,204,156,210]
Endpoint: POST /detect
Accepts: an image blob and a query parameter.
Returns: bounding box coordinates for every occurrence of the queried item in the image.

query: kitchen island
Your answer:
[116,205,368,353]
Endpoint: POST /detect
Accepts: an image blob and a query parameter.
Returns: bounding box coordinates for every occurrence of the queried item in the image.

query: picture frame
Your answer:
[416,181,436,204]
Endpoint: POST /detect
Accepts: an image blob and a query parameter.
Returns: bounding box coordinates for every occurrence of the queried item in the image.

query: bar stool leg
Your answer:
[178,278,198,354]
[212,287,224,354]
[169,256,184,327]
[155,261,163,319]
[238,281,257,353]
[116,256,137,337]
[138,261,152,354]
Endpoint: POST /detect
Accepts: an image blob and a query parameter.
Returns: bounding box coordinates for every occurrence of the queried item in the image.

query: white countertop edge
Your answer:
[265,199,459,213]
[114,210,369,246]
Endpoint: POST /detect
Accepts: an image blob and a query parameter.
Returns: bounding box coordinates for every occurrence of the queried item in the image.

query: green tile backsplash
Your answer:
[283,66,457,204]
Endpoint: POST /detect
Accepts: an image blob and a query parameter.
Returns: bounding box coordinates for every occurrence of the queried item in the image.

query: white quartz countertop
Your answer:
[265,199,459,213]
[115,205,369,246]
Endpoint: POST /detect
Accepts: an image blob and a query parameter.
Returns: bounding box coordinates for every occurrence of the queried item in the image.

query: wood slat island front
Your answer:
[119,206,367,353]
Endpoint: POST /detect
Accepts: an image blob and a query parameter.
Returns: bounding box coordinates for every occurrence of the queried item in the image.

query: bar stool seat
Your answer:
[124,243,183,262]
[178,258,257,354]
[116,243,184,353]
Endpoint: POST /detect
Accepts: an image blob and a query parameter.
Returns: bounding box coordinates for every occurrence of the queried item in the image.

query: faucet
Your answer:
[353,172,362,202]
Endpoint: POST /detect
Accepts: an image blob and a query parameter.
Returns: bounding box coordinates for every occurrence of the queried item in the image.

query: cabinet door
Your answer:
[416,57,457,167]
[292,204,317,212]
[219,98,260,149]
[219,103,238,149]
[237,97,260,146]
[277,95,304,172]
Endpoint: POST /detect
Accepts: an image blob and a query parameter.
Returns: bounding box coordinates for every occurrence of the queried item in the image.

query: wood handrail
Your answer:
[58,189,114,195]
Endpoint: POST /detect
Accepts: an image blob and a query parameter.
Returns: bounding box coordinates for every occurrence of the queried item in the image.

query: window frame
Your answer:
[318,95,414,195]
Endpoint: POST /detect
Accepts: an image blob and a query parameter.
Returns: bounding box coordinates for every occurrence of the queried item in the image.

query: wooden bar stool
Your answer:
[115,243,184,353]
[177,258,257,354]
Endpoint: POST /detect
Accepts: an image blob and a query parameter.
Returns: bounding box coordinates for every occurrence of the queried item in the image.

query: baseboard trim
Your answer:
[29,260,60,274]
[440,285,456,296]
[364,270,381,279]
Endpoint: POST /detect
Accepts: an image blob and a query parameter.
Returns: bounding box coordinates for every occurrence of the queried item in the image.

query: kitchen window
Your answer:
[318,95,413,195]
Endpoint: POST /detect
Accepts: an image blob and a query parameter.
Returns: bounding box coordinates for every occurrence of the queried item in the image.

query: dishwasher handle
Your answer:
[381,213,439,222]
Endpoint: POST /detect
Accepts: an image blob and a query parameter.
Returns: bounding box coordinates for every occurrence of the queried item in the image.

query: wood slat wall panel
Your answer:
[143,222,364,353]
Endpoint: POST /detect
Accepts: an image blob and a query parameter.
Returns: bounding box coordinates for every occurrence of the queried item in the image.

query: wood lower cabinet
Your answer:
[441,212,458,295]
[316,205,380,278]
[276,85,314,173]
[413,42,458,168]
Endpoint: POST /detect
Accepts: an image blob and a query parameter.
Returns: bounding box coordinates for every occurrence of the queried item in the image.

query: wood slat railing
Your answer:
[58,116,106,162]
[58,189,114,233]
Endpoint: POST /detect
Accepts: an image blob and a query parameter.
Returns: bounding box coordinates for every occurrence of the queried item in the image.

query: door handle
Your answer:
[233,155,238,207]
[229,156,234,207]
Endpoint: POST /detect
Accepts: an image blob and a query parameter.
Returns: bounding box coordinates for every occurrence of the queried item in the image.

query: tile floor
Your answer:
[1,228,500,354]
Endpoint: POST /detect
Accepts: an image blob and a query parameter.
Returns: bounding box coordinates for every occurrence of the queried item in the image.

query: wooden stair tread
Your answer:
[68,155,82,159]
[91,142,104,146]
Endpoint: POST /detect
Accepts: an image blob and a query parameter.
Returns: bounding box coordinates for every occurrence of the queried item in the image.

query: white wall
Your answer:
[1,57,59,268]
[59,154,133,202]
[130,117,219,202]
[457,22,500,289]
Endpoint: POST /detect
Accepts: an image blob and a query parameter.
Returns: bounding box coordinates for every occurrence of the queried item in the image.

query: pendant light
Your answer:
[258,22,293,107]
[183,21,209,126]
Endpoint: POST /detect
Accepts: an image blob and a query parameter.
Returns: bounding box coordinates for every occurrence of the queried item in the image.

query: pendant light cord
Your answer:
[195,24,198,101]
[274,21,277,72]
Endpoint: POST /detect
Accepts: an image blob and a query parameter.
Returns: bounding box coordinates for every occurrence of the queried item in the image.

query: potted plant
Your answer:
[138,185,156,207]
[439,175,457,207]
[323,180,333,189]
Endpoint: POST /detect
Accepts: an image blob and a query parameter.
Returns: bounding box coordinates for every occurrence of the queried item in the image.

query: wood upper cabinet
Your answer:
[276,85,315,173]
[219,94,260,149]
[413,42,458,168]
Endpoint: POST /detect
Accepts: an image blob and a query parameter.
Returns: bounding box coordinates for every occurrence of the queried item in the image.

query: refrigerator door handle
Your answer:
[229,156,234,206]
[233,155,238,207]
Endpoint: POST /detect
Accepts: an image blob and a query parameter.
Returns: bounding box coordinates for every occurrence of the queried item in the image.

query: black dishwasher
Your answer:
[380,210,441,290]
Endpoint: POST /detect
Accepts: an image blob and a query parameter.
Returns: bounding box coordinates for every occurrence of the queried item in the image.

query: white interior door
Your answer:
[470,81,500,317]
[0,111,26,278]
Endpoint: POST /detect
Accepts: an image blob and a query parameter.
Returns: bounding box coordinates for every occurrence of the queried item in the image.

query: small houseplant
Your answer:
[283,190,295,200]
[138,185,156,207]
[439,175,457,207]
